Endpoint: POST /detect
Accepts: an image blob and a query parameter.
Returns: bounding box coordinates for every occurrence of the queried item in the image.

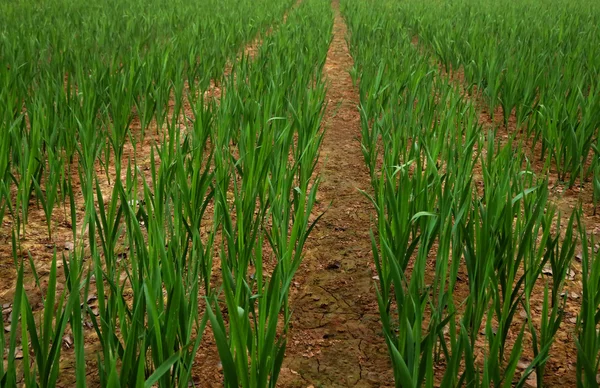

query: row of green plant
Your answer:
[342,0,600,385]
[0,0,332,385]
[391,0,600,192]
[207,0,332,385]
[0,0,294,238]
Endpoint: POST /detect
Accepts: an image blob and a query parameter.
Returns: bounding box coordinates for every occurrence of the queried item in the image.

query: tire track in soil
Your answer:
[279,2,392,387]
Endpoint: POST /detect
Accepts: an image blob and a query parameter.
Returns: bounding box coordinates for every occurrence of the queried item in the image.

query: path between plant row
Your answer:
[282,1,594,385]
[279,2,393,386]
[0,0,388,385]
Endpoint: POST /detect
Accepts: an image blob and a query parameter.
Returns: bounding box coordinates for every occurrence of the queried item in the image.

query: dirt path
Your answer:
[279,2,392,387]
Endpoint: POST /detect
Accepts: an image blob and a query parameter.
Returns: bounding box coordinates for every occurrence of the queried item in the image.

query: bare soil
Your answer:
[278,3,392,386]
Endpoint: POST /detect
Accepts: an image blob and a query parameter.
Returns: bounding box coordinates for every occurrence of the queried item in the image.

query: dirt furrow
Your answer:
[279,2,392,387]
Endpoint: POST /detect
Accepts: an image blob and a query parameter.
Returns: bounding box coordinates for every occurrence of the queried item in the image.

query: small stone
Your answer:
[517,360,529,370]
[63,334,74,349]
[64,241,74,251]
[525,371,537,387]
[542,266,553,276]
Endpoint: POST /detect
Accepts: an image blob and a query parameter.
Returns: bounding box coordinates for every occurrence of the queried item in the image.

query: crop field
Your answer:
[1,0,599,386]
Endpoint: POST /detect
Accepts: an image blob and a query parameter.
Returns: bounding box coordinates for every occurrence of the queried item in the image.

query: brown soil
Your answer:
[278,2,393,387]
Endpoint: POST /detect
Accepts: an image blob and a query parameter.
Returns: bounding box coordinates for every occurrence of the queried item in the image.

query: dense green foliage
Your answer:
[2,0,600,386]
[342,0,598,385]
[395,0,600,189]
[0,0,331,385]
